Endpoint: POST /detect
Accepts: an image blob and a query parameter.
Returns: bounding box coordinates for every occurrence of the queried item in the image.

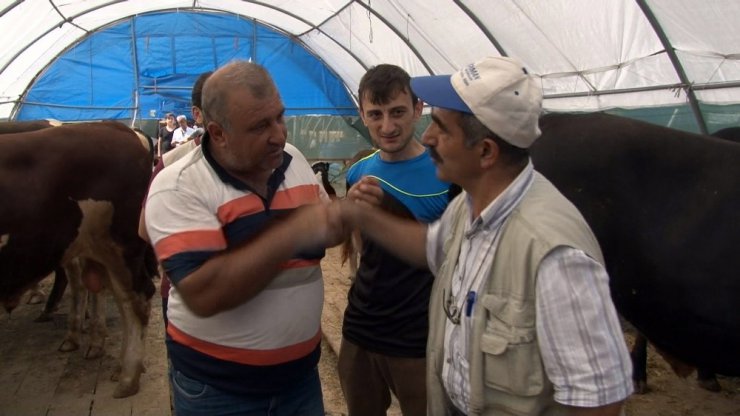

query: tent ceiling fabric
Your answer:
[1,0,739,132]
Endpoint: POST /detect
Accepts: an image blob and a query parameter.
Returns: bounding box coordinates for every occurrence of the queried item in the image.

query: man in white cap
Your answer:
[338,56,633,415]
[171,114,195,147]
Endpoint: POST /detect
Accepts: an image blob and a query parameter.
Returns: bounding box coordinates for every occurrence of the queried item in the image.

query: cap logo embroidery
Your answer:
[461,63,480,86]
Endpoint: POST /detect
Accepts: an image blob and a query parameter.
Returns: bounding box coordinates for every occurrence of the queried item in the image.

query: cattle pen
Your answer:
[0,276,171,416]
[0,250,372,416]
[2,249,739,415]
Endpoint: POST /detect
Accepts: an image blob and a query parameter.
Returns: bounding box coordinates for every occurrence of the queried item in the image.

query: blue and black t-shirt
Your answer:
[343,149,454,357]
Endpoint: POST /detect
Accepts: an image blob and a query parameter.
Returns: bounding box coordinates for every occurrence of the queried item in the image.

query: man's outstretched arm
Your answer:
[340,176,429,268]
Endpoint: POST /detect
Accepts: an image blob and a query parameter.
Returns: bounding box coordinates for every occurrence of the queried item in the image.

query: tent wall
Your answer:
[1,1,739,160]
[15,11,356,121]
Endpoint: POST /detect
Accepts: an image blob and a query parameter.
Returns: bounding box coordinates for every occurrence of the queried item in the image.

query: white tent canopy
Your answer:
[1,0,739,133]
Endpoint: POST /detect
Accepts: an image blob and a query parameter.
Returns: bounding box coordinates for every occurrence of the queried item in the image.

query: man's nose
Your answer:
[270,122,287,144]
[421,129,434,146]
[380,116,395,133]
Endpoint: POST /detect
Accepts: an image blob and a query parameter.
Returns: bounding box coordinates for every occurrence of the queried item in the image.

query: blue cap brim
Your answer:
[410,75,473,114]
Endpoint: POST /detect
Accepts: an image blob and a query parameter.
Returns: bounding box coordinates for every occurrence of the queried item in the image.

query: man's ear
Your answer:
[192,106,203,125]
[480,138,499,168]
[207,121,225,145]
[413,99,423,121]
[359,107,368,127]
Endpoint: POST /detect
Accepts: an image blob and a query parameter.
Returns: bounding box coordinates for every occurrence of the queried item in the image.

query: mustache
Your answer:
[428,147,441,162]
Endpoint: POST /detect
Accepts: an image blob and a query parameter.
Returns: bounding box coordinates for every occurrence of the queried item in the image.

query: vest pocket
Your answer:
[478,293,545,399]
[480,326,544,396]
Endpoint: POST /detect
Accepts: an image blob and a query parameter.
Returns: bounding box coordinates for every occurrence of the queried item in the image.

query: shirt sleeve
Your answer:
[536,246,634,407]
[145,181,226,283]
[426,216,451,275]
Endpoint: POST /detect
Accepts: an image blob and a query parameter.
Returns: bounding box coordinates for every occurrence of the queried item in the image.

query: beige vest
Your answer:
[427,172,604,416]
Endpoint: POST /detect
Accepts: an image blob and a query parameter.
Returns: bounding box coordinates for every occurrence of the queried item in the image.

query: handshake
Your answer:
[275,175,426,272]
[293,176,385,249]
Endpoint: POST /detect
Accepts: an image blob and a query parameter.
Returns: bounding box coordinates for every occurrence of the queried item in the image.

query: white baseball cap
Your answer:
[410,57,543,148]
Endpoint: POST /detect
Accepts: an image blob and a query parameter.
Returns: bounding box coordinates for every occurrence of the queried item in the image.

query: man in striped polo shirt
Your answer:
[145,61,340,416]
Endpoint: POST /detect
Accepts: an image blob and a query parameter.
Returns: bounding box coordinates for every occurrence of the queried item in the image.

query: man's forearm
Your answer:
[346,201,428,268]
[176,203,337,317]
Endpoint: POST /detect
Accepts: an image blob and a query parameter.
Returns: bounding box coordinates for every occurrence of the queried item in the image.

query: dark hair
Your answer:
[191,71,213,109]
[460,113,529,168]
[358,64,418,110]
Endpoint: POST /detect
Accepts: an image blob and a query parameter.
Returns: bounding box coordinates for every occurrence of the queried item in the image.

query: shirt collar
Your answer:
[200,132,292,200]
[465,159,534,236]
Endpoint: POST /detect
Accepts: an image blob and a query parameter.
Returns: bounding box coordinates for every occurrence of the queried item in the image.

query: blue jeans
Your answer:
[170,366,324,416]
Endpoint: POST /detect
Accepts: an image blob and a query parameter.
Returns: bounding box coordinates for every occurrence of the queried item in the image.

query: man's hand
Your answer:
[346,176,383,206]
[340,176,384,229]
[290,202,347,249]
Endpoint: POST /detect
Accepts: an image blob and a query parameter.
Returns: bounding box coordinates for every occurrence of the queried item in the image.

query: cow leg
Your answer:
[59,259,86,352]
[26,282,46,305]
[697,368,721,392]
[35,267,68,322]
[631,333,649,394]
[84,290,107,359]
[350,231,362,281]
[341,230,362,282]
[101,260,148,398]
[348,248,358,282]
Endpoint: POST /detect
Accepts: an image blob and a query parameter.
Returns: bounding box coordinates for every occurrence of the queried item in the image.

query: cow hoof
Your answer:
[633,380,648,394]
[58,339,80,352]
[26,293,45,305]
[112,379,140,398]
[85,345,105,359]
[34,312,53,323]
[111,365,121,382]
[698,378,721,392]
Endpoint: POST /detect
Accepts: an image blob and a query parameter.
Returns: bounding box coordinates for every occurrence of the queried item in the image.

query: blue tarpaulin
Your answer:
[17,11,357,122]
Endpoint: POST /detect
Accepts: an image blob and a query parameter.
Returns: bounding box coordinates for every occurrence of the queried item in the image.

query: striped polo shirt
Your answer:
[145,135,327,395]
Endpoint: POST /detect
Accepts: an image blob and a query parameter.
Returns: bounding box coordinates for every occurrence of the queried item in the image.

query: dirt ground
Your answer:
[2,246,737,415]
[318,246,740,416]
[0,277,171,415]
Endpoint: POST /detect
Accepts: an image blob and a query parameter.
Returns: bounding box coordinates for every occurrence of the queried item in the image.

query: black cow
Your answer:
[0,121,156,398]
[312,161,337,199]
[529,113,740,390]
[710,126,740,141]
[626,124,740,393]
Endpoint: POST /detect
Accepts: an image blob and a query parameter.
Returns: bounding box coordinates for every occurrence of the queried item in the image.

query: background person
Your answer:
[171,114,195,147]
[144,60,338,416]
[338,56,633,416]
[339,64,454,416]
[158,112,176,157]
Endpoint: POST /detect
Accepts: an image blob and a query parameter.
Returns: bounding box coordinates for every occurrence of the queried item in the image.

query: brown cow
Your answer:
[0,121,156,398]
[340,149,376,280]
[0,119,61,134]
[0,120,69,321]
[1,121,106,357]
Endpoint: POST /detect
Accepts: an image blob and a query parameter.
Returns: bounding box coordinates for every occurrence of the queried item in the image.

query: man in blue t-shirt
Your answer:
[339,64,457,416]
